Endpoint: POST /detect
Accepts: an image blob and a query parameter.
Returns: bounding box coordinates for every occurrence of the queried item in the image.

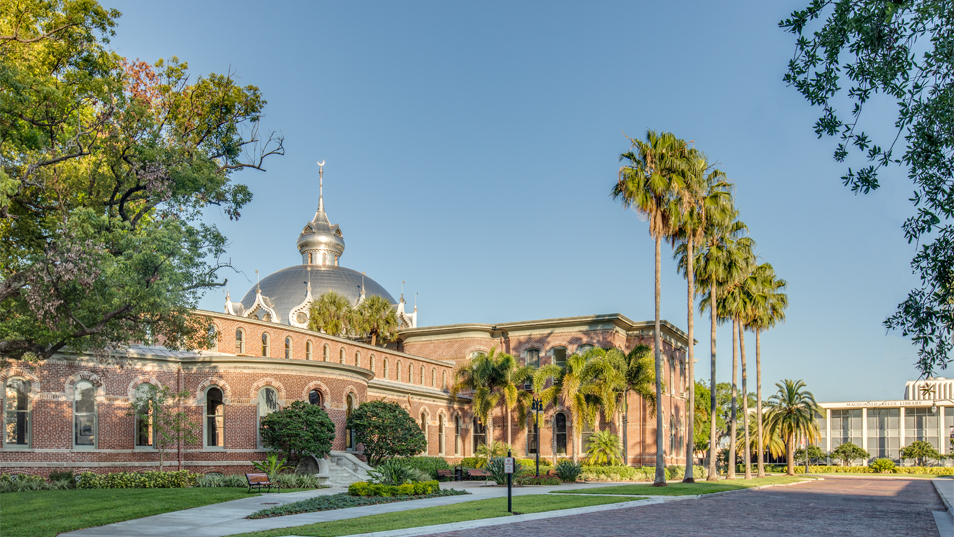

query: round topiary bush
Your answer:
[259,401,336,464]
[869,458,896,473]
[347,401,426,466]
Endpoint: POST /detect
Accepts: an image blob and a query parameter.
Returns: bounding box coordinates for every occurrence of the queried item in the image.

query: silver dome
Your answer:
[240,265,396,324]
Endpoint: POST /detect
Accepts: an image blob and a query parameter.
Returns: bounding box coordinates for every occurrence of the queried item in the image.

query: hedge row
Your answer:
[579,465,708,482]
[458,456,556,469]
[77,470,200,489]
[763,465,954,476]
[348,480,440,497]
[394,457,450,479]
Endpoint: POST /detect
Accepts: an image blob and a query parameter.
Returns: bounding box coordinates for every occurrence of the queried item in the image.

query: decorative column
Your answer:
[861,407,868,465]
[899,407,906,465]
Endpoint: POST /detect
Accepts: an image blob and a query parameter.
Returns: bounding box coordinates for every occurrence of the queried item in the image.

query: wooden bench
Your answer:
[436,469,455,480]
[245,473,277,493]
[466,468,491,480]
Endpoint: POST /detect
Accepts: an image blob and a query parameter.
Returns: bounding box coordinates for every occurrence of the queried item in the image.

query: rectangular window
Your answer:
[552,348,567,367]
[525,349,540,368]
[527,418,538,455]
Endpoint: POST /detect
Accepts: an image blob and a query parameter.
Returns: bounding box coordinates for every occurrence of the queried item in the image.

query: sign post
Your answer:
[504,450,514,513]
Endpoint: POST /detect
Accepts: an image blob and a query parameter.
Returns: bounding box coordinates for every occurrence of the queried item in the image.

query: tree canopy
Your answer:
[0,0,282,366]
[259,400,336,464]
[346,400,426,466]
[781,0,953,375]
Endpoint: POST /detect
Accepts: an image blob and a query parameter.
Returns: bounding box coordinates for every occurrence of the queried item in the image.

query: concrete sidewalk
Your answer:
[61,482,660,537]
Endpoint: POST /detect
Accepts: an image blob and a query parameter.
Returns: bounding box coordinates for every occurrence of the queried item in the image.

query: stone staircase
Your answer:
[298,450,372,488]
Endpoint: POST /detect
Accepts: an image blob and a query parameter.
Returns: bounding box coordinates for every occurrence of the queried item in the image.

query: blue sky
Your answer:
[104,1,929,402]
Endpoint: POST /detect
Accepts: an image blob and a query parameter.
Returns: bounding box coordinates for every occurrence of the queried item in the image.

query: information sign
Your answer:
[504,457,514,474]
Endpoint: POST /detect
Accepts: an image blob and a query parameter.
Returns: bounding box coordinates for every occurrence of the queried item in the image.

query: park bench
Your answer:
[245,473,277,493]
[466,468,491,480]
[436,469,455,480]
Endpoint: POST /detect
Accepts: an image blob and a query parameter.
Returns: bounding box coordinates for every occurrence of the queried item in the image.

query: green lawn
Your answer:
[0,488,253,537]
[229,494,644,537]
[551,476,811,496]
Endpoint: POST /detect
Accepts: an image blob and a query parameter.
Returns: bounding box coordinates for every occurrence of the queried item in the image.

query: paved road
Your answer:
[428,478,946,537]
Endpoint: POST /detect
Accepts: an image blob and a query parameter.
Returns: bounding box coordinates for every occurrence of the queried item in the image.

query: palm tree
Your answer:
[745,263,789,477]
[450,348,502,447]
[621,345,657,465]
[735,412,785,461]
[557,349,598,464]
[515,363,562,461]
[691,207,748,481]
[582,347,627,434]
[308,291,354,336]
[494,351,533,447]
[765,379,821,476]
[672,154,731,482]
[613,130,691,486]
[355,295,398,346]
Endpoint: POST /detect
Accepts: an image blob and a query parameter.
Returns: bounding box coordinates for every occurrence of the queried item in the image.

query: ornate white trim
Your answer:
[244,287,279,323]
[288,281,314,328]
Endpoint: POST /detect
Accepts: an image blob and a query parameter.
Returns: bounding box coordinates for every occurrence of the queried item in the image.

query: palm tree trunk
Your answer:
[787,434,795,476]
[728,318,738,479]
[507,407,512,448]
[707,280,718,481]
[756,329,765,478]
[653,234,666,486]
[739,321,751,479]
[684,236,695,482]
[622,389,629,466]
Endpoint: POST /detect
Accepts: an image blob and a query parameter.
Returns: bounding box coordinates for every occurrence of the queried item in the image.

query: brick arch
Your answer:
[301,381,330,408]
[126,376,163,399]
[250,378,286,401]
[418,405,431,425]
[64,371,104,400]
[463,346,490,359]
[342,385,360,406]
[0,368,40,393]
[195,377,233,404]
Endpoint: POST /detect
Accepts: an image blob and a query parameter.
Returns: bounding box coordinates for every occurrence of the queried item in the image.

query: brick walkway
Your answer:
[428,478,946,537]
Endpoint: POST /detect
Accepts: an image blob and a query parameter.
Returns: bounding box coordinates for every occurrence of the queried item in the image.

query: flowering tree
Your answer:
[0,0,282,367]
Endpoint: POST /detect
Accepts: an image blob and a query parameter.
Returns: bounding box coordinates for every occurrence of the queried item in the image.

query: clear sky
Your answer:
[102,0,931,402]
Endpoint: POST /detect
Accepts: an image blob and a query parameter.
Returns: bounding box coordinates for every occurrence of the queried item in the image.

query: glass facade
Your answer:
[905,407,938,450]
[829,409,863,450]
[866,408,900,460]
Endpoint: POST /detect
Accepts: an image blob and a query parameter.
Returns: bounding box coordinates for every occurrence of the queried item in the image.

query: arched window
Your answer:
[235,329,245,354]
[421,366,425,386]
[4,378,31,447]
[308,252,313,264]
[420,411,428,452]
[552,346,567,367]
[555,413,568,455]
[257,387,280,447]
[308,389,323,406]
[431,369,436,388]
[524,348,540,368]
[670,359,676,394]
[209,324,218,351]
[383,358,389,379]
[205,387,224,448]
[134,383,154,448]
[354,351,360,367]
[469,350,486,359]
[369,355,375,374]
[285,337,293,359]
[472,418,486,452]
[261,332,270,357]
[576,344,594,356]
[262,312,271,322]
[669,412,675,456]
[454,415,462,456]
[345,394,356,450]
[581,422,595,453]
[438,414,446,455]
[527,414,538,456]
[339,348,345,364]
[397,361,402,382]
[306,340,313,360]
[323,344,329,361]
[442,371,447,390]
[409,364,414,383]
[73,380,96,447]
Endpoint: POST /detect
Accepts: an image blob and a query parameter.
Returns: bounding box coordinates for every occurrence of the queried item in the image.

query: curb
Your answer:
[933,479,954,514]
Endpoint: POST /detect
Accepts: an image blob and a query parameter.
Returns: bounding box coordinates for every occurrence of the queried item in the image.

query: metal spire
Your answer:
[317,160,325,212]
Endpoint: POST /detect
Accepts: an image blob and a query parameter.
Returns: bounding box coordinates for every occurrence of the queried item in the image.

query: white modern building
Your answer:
[816,377,953,465]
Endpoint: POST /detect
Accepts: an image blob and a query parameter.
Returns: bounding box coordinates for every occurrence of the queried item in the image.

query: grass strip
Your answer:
[1,487,252,537]
[229,494,643,537]
[249,490,469,519]
[550,476,810,496]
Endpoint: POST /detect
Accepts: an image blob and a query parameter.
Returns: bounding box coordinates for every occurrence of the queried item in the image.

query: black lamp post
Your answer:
[531,397,542,477]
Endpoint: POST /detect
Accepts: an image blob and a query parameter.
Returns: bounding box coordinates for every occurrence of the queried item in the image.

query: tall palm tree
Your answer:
[613,130,691,486]
[735,411,785,461]
[746,264,788,478]
[515,363,562,458]
[557,349,598,464]
[355,295,398,346]
[494,351,533,447]
[672,154,731,482]
[308,291,355,337]
[621,345,657,465]
[450,348,502,446]
[765,379,821,476]
[691,208,748,481]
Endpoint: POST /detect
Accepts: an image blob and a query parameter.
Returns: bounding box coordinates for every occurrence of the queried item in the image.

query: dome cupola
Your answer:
[297,163,345,266]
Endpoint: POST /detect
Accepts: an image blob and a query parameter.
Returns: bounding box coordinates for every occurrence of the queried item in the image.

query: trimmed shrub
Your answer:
[554,460,583,482]
[762,465,954,476]
[76,470,199,489]
[0,474,52,493]
[578,465,707,482]
[347,401,426,466]
[460,457,484,469]
[260,401,335,464]
[516,458,551,468]
[395,457,451,479]
[516,475,561,486]
[198,473,249,488]
[869,458,896,473]
[348,480,440,497]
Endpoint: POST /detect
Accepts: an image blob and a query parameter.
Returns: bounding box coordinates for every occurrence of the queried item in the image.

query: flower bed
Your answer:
[348,480,439,497]
[248,489,469,519]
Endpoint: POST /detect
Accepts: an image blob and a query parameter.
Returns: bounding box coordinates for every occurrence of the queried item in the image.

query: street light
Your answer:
[531,397,543,477]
